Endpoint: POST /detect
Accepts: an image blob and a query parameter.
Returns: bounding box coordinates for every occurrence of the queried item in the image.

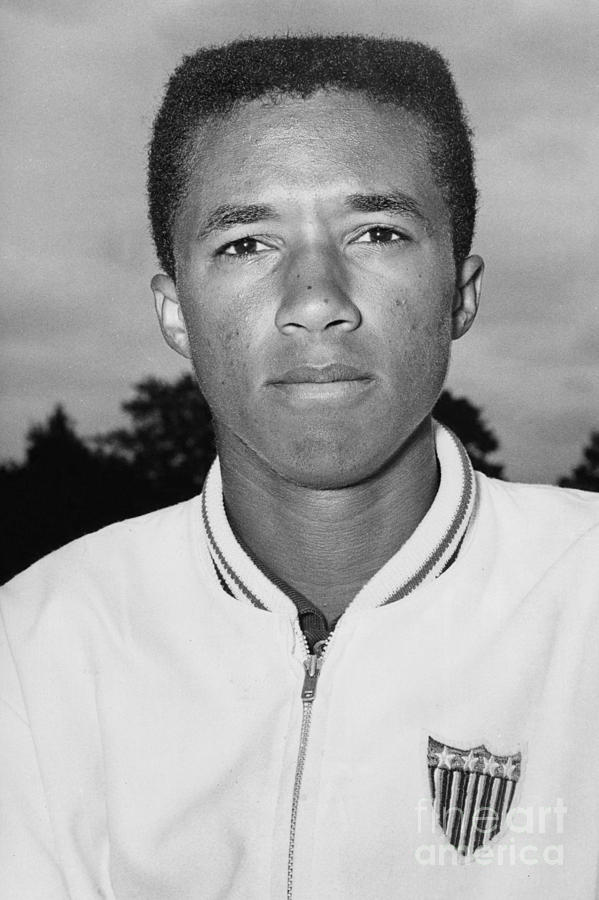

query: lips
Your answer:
[272,363,371,384]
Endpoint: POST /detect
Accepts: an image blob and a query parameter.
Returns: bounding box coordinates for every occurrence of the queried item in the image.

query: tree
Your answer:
[25,404,92,469]
[0,406,147,584]
[558,431,599,492]
[97,375,215,506]
[433,390,504,478]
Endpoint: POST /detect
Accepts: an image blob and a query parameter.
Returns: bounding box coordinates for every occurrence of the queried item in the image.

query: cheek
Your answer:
[183,302,255,415]
[383,286,452,347]
[378,285,453,393]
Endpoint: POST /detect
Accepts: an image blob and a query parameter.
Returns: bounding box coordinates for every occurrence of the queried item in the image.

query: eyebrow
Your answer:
[345,191,431,231]
[197,203,277,240]
[196,191,430,240]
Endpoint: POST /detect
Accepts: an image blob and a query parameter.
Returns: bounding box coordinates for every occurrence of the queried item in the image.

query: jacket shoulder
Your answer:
[1,497,202,631]
[476,474,599,567]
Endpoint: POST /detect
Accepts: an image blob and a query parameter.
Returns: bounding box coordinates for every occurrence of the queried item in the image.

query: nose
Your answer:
[275,243,361,335]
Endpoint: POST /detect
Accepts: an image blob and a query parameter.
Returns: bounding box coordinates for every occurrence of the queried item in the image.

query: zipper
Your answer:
[286,636,328,900]
[284,573,400,896]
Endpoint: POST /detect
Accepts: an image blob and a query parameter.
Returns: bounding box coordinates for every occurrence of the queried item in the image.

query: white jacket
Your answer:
[2,425,599,899]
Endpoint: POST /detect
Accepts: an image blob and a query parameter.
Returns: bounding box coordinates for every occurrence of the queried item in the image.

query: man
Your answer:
[1,34,598,900]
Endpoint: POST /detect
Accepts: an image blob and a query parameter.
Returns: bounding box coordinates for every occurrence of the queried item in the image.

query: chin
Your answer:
[264,435,396,490]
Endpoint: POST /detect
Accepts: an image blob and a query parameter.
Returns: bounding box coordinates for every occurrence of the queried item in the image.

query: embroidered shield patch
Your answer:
[427,736,522,856]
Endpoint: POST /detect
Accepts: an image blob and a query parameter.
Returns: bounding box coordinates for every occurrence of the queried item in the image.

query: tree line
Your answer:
[1,374,596,584]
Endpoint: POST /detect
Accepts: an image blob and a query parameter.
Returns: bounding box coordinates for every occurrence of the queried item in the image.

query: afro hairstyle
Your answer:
[148,34,477,279]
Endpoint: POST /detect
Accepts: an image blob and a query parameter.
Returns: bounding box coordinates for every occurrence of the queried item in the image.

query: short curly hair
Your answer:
[148,34,477,279]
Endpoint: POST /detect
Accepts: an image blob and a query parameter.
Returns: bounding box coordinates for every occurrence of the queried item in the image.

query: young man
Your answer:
[1,35,598,900]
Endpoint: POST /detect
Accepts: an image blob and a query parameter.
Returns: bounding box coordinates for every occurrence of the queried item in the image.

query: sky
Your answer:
[1,0,597,483]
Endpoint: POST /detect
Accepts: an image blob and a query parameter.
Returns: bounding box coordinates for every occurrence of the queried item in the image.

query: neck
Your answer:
[217,418,439,623]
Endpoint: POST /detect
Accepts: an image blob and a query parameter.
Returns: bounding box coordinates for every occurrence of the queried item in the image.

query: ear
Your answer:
[151,273,191,359]
[451,255,484,340]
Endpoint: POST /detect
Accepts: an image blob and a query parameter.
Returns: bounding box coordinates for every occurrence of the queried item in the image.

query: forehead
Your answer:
[176,90,449,234]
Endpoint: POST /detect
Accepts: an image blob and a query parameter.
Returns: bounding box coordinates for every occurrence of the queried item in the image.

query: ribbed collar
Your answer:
[200,422,476,621]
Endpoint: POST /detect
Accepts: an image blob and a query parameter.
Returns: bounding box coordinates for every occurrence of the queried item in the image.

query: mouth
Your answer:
[271,363,372,385]
[268,363,374,403]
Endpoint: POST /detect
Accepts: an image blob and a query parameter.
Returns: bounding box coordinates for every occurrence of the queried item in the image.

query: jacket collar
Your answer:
[200,421,476,618]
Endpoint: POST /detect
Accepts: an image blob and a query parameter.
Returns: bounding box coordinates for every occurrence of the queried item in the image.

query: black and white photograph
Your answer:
[1,1,598,897]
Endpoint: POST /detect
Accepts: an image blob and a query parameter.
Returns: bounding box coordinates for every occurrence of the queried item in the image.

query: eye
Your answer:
[354,226,403,244]
[218,236,270,257]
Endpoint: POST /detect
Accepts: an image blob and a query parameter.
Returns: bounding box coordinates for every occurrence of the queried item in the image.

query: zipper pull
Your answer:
[301,645,325,702]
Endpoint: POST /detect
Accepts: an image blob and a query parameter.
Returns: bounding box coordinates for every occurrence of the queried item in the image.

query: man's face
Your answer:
[156,91,481,489]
